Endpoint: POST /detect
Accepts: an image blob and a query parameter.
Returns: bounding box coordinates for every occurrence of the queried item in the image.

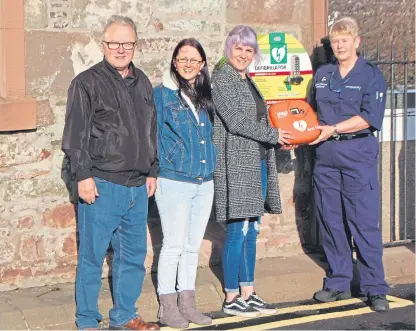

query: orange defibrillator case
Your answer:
[268,99,320,145]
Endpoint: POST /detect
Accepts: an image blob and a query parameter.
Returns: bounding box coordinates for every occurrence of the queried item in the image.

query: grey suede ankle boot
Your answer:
[158,293,189,329]
[179,290,212,325]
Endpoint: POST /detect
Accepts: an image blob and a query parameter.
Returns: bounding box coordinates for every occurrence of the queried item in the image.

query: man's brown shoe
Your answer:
[109,317,160,330]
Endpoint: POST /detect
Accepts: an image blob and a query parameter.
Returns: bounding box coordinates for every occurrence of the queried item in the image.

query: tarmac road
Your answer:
[162,283,415,331]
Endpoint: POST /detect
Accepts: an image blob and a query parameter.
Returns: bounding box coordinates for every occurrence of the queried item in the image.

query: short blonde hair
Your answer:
[329,17,359,39]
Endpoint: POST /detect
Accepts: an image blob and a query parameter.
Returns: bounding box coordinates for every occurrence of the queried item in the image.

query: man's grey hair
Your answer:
[102,15,138,41]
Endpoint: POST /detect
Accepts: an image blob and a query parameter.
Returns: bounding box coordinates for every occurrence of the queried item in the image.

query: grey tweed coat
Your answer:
[212,63,282,222]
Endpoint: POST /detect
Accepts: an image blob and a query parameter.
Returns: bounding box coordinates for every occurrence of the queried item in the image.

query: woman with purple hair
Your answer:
[212,25,292,317]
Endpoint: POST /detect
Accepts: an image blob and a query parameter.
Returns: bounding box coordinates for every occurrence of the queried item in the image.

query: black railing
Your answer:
[363,42,415,243]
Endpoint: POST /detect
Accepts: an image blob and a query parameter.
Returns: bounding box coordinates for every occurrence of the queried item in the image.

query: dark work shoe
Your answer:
[370,294,390,312]
[245,292,277,315]
[223,295,261,318]
[313,288,351,302]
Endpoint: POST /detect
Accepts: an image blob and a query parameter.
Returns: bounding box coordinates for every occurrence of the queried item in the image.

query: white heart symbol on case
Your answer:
[293,120,307,132]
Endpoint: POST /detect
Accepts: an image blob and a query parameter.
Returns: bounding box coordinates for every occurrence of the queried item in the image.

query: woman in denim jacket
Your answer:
[153,38,217,329]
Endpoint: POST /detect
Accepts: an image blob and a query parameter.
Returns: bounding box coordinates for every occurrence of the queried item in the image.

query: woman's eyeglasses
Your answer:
[176,58,203,65]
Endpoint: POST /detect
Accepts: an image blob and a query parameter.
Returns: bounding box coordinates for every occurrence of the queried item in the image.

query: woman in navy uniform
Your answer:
[309,17,389,312]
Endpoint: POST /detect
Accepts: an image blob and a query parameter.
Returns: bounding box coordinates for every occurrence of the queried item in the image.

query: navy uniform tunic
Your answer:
[311,56,389,296]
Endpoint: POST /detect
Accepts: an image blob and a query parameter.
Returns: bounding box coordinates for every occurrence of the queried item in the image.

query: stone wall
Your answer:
[0,0,319,290]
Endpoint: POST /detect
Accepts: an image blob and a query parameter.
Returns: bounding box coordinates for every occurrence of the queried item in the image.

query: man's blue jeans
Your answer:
[75,177,148,329]
[222,160,267,292]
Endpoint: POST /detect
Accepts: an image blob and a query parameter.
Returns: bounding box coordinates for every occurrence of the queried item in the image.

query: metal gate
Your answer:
[362,42,416,244]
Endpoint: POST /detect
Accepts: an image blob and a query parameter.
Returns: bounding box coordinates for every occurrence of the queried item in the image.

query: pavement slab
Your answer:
[0,245,413,330]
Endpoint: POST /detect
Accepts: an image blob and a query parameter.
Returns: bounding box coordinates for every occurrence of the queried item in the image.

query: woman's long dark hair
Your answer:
[170,38,214,122]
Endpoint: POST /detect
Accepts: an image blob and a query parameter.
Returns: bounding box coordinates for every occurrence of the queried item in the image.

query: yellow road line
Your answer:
[234,300,414,331]
[160,295,414,331]
[386,295,414,305]
[160,298,365,330]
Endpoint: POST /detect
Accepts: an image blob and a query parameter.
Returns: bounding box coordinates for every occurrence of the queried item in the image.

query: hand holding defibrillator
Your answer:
[277,128,292,145]
[269,99,321,147]
[277,128,298,150]
[309,125,337,145]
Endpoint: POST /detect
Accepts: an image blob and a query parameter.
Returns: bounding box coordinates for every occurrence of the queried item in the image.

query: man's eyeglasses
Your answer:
[176,58,203,65]
[102,41,136,50]
[329,71,350,93]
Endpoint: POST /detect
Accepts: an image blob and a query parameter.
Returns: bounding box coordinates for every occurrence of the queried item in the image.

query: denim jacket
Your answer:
[153,72,217,184]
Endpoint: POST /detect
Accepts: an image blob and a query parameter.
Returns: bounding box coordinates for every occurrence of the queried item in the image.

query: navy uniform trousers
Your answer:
[313,135,389,296]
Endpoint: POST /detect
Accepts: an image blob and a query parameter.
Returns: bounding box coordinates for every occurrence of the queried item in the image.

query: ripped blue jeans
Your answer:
[222,159,267,293]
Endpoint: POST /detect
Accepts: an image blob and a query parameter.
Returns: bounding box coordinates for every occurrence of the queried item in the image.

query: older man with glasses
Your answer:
[62,15,159,330]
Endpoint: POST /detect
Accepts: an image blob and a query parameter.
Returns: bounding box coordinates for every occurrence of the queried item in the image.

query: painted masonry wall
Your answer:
[0,0,318,290]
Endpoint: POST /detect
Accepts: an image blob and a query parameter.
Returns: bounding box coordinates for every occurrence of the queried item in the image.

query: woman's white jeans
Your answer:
[155,177,214,295]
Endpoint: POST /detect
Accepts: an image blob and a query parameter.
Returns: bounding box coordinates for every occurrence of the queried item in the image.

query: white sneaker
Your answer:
[245,292,277,315]
[222,295,261,318]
